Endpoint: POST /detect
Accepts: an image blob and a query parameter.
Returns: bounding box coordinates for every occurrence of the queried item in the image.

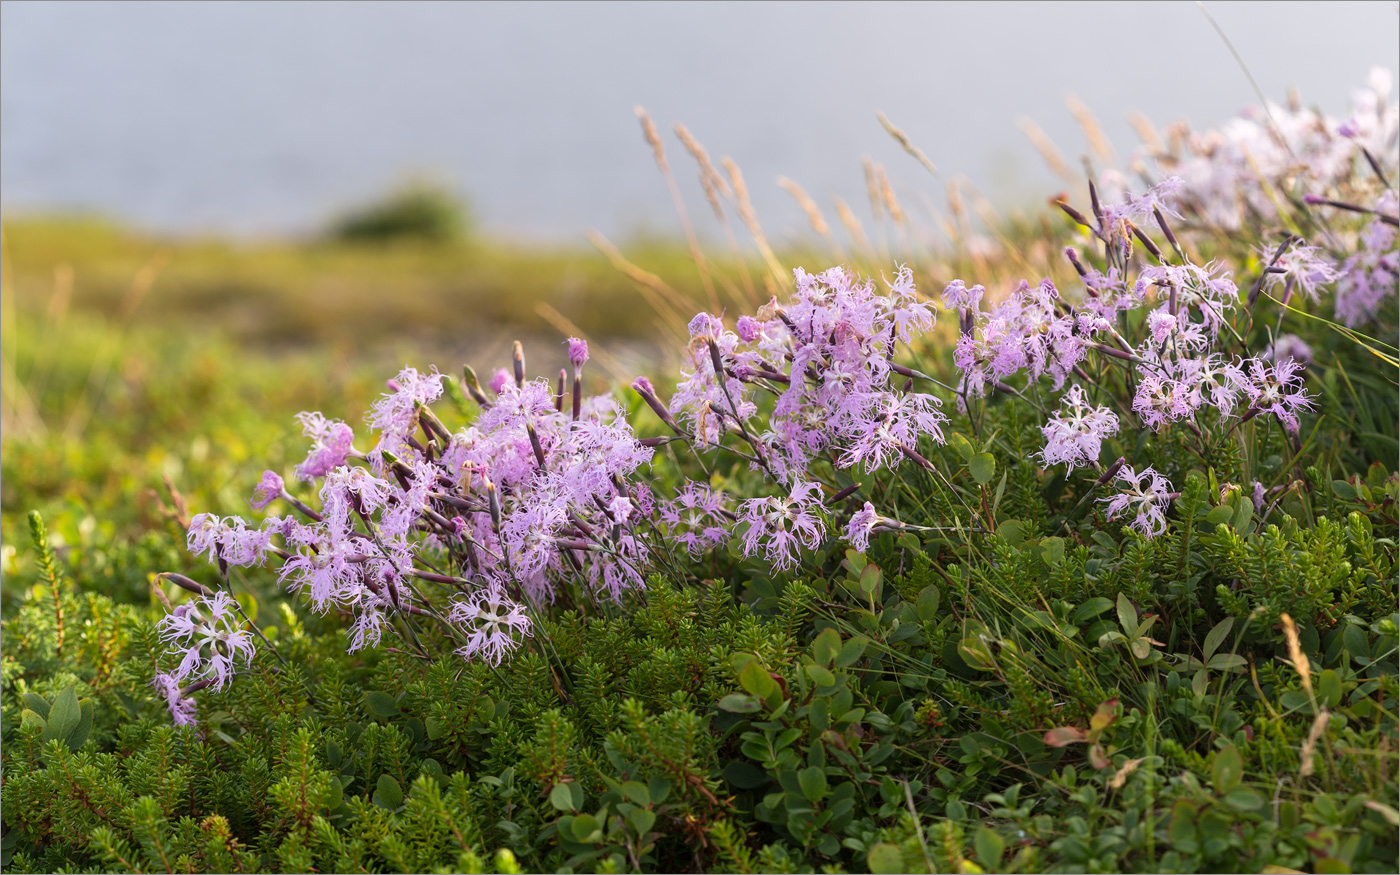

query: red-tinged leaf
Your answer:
[1088,743,1111,769]
[1044,726,1089,747]
[1090,698,1119,733]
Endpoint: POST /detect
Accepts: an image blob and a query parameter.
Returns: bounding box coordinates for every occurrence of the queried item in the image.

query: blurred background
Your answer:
[4,1,1398,241]
[0,0,1396,597]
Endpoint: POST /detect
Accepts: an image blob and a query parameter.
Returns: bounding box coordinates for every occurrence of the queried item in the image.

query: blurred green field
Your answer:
[0,198,1054,610]
[0,215,705,608]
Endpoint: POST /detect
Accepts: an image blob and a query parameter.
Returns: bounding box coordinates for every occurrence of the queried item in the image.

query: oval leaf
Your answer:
[718,693,761,713]
[364,691,401,718]
[868,843,905,874]
[969,453,996,486]
[373,774,403,809]
[46,686,81,746]
[1044,726,1088,747]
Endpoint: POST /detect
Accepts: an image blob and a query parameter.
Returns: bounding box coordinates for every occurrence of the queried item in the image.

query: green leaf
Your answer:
[834,636,869,668]
[996,519,1026,547]
[867,843,905,874]
[723,760,770,789]
[627,808,656,836]
[1089,698,1119,733]
[19,709,46,732]
[1342,625,1370,663]
[738,661,777,698]
[550,782,579,812]
[1040,536,1065,565]
[804,664,836,687]
[47,686,81,747]
[948,432,975,461]
[68,698,93,750]
[20,693,50,721]
[1072,598,1114,624]
[974,826,1005,871]
[1232,496,1253,532]
[1222,787,1264,811]
[647,777,670,805]
[570,813,600,842]
[1332,480,1357,500]
[969,453,996,486]
[364,692,400,718]
[1203,617,1235,663]
[797,767,827,803]
[1205,505,1235,526]
[1129,637,1153,660]
[1115,593,1137,634]
[915,585,940,621]
[812,628,842,666]
[1318,670,1343,709]
[1212,746,1243,794]
[234,591,258,624]
[718,694,761,713]
[373,774,403,810]
[1206,653,1246,671]
[858,563,882,597]
[958,637,997,671]
[621,781,650,807]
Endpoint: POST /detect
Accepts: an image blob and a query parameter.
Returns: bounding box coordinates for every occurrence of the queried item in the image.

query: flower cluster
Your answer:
[151,72,1396,726]
[673,265,945,481]
[155,591,256,691]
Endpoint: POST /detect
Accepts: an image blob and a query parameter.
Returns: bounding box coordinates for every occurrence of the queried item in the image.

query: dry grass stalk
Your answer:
[947,180,987,274]
[533,302,638,384]
[1279,613,1314,698]
[876,111,940,179]
[833,197,876,265]
[876,164,905,225]
[777,176,844,263]
[1066,94,1115,164]
[1298,708,1330,778]
[673,124,757,309]
[674,124,731,220]
[721,156,788,293]
[876,163,910,258]
[1129,111,1164,155]
[586,229,691,331]
[634,106,719,314]
[862,155,884,220]
[1018,117,1076,182]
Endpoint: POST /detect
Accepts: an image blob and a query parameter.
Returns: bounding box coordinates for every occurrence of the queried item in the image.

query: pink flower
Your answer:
[738,480,826,572]
[368,366,443,464]
[1261,239,1339,304]
[489,368,512,395]
[250,470,285,510]
[845,502,879,553]
[450,586,533,666]
[1238,356,1314,430]
[1100,466,1174,538]
[839,392,947,473]
[566,337,589,369]
[941,279,984,313]
[150,672,198,727]
[660,481,732,557]
[186,514,275,569]
[1040,385,1119,471]
[295,412,355,481]
[156,591,256,690]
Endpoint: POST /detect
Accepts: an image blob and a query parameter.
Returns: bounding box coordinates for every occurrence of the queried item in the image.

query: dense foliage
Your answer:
[2,73,1397,874]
